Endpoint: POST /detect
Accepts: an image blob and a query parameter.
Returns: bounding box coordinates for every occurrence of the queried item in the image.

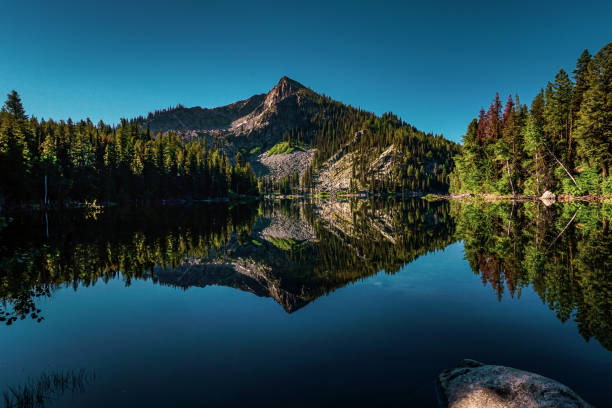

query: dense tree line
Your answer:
[279,89,459,194]
[259,171,300,195]
[450,43,611,196]
[309,198,456,277]
[0,92,259,209]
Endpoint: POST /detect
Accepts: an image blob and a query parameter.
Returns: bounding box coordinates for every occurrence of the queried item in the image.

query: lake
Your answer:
[0,199,610,407]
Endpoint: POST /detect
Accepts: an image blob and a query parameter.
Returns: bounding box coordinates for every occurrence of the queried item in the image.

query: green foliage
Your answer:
[0,93,259,207]
[276,90,459,194]
[451,43,611,196]
[560,166,612,195]
[267,236,298,251]
[574,43,612,178]
[249,146,262,155]
[267,141,297,156]
[602,176,612,195]
[574,166,600,194]
[260,171,301,195]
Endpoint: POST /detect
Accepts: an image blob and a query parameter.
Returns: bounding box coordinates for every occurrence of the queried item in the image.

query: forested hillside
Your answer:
[277,89,459,194]
[0,76,460,208]
[0,92,258,209]
[136,77,459,195]
[450,43,611,196]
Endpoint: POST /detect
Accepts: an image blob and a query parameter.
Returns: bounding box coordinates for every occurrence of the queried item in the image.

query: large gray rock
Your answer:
[436,359,592,408]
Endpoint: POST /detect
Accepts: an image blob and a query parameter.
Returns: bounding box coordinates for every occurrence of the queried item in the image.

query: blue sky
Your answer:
[1,1,610,142]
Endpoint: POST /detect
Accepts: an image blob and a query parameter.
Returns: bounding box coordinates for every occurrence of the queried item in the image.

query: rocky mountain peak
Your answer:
[264,76,306,108]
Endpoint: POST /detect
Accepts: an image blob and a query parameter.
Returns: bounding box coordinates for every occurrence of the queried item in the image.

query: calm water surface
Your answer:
[0,200,610,407]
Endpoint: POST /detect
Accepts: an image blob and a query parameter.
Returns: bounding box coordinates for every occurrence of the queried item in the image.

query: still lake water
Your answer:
[0,199,610,407]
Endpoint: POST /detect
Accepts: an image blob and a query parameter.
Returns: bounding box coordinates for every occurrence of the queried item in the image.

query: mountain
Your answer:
[137,76,305,135]
[134,77,459,194]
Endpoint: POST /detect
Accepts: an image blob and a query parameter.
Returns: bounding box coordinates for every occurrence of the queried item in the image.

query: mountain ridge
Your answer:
[135,76,306,133]
[133,76,459,194]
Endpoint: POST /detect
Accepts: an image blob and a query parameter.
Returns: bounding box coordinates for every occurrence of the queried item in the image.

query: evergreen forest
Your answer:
[450,43,611,196]
[0,93,259,209]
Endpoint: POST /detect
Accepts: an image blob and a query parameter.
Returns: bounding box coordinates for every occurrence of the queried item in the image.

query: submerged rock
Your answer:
[436,359,592,408]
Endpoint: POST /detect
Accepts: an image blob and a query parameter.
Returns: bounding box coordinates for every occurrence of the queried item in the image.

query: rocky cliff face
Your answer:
[312,134,403,194]
[136,76,315,181]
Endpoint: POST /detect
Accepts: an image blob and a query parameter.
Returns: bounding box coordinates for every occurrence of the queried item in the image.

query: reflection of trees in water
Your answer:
[0,204,259,325]
[3,369,95,408]
[310,198,456,282]
[2,200,609,350]
[0,199,456,320]
[454,201,612,350]
[239,198,458,305]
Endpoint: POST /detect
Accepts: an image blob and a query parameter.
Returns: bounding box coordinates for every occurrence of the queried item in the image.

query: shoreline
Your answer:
[2,191,610,216]
[428,193,612,203]
[0,195,263,215]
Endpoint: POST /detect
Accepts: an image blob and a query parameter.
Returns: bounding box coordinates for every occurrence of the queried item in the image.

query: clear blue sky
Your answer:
[1,1,610,142]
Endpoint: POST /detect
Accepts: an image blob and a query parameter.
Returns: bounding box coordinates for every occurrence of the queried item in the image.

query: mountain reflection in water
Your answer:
[0,199,610,350]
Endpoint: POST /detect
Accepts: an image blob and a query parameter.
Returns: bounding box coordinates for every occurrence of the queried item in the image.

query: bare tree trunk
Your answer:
[507,203,515,236]
[548,210,578,250]
[44,174,48,207]
[506,160,515,196]
[545,145,577,186]
[535,151,540,194]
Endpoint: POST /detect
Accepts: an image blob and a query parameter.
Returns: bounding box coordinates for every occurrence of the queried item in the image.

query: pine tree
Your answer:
[572,50,592,123]
[2,91,28,120]
[575,43,612,177]
[544,69,574,165]
[522,113,546,194]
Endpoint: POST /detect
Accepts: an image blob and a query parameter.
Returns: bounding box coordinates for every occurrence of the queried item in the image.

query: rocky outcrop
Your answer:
[312,129,402,194]
[255,149,315,181]
[313,151,357,194]
[262,76,305,109]
[229,76,307,135]
[437,359,592,408]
